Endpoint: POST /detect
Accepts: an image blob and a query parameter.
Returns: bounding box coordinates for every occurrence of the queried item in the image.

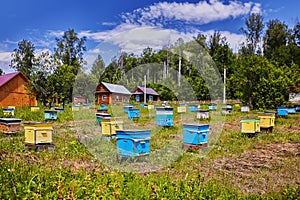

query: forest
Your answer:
[7,13,300,109]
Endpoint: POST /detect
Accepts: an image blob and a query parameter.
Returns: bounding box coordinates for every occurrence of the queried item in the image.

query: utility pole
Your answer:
[144,75,147,104]
[223,68,226,104]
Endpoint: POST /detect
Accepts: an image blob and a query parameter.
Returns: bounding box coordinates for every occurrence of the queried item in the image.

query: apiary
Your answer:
[148,105,155,110]
[177,103,186,113]
[241,106,250,112]
[222,108,232,115]
[188,105,199,112]
[31,106,40,112]
[287,107,296,114]
[72,105,80,111]
[96,113,111,125]
[101,118,124,137]
[277,107,288,117]
[116,130,150,158]
[24,122,54,151]
[54,107,64,113]
[0,118,22,134]
[196,110,209,119]
[208,104,217,111]
[44,110,58,120]
[127,108,140,120]
[240,119,260,134]
[123,105,133,113]
[258,112,275,132]
[156,107,173,126]
[295,104,300,112]
[183,124,209,149]
[3,108,15,116]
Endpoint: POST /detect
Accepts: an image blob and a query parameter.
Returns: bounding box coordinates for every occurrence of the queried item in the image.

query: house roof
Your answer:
[0,72,23,88]
[101,82,131,95]
[134,86,159,96]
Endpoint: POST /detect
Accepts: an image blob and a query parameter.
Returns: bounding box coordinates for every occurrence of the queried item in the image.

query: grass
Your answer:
[0,103,300,199]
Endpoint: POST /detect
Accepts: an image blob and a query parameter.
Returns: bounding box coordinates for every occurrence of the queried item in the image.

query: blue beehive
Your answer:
[44,110,58,120]
[123,105,133,113]
[295,104,300,112]
[116,130,150,158]
[3,108,15,116]
[226,104,233,110]
[127,108,140,120]
[156,107,173,126]
[96,113,111,125]
[54,107,64,113]
[287,107,296,114]
[189,105,199,112]
[183,124,209,145]
[208,104,217,111]
[277,107,288,117]
[100,104,108,110]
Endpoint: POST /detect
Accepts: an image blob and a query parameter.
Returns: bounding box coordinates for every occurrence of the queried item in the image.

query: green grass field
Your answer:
[0,104,299,199]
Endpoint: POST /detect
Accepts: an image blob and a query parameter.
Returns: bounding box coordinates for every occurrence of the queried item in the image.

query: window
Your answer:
[115,95,119,101]
[102,95,107,101]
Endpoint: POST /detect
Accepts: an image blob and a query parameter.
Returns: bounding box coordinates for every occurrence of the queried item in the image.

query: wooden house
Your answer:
[132,86,159,102]
[95,82,131,104]
[0,72,37,107]
[73,96,87,105]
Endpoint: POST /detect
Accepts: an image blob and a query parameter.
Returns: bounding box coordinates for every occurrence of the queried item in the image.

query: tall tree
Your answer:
[10,39,36,78]
[90,54,105,82]
[240,13,264,54]
[54,29,87,75]
[263,19,288,60]
[54,29,87,102]
[0,68,3,75]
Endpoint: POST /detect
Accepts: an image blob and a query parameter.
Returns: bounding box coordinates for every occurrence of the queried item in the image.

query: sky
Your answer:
[0,0,299,74]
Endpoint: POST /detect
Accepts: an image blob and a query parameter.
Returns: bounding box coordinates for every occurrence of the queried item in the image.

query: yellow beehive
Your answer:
[24,122,53,144]
[240,119,260,133]
[101,118,123,136]
[8,106,16,109]
[148,105,155,110]
[258,113,275,128]
[31,106,40,112]
[177,106,186,113]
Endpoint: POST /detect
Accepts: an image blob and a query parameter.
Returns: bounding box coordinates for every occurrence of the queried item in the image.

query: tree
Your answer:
[0,68,3,75]
[54,29,87,102]
[54,29,87,75]
[263,19,288,60]
[90,54,105,82]
[10,39,36,78]
[240,13,264,54]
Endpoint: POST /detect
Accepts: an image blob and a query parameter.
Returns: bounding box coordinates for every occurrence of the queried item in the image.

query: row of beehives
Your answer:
[240,106,300,134]
[0,118,54,151]
[115,123,209,158]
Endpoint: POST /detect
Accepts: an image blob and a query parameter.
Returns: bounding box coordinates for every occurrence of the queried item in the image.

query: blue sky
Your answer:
[0,0,299,73]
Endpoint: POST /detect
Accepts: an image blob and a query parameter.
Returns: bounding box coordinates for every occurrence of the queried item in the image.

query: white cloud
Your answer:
[122,0,261,26]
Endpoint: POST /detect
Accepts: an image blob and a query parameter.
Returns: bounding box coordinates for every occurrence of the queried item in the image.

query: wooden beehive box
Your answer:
[95,113,111,125]
[3,108,15,116]
[127,108,140,120]
[156,107,173,126]
[241,106,250,112]
[183,123,209,146]
[31,106,40,112]
[101,118,124,137]
[116,130,150,158]
[177,104,186,113]
[258,112,275,128]
[24,122,53,144]
[148,105,155,110]
[44,110,58,120]
[72,105,80,111]
[196,110,209,119]
[240,119,260,134]
[0,118,22,133]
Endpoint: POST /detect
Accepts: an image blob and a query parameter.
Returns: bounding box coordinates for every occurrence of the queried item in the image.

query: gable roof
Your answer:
[0,72,25,88]
[134,86,159,96]
[101,82,131,95]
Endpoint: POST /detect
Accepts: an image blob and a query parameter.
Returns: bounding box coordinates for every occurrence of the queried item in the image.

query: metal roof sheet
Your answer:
[0,72,21,88]
[101,82,131,95]
[136,86,159,96]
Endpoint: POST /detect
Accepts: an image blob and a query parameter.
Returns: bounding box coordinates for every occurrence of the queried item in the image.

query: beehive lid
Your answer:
[23,122,52,127]
[240,119,259,122]
[183,123,209,127]
[44,110,58,113]
[0,118,22,123]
